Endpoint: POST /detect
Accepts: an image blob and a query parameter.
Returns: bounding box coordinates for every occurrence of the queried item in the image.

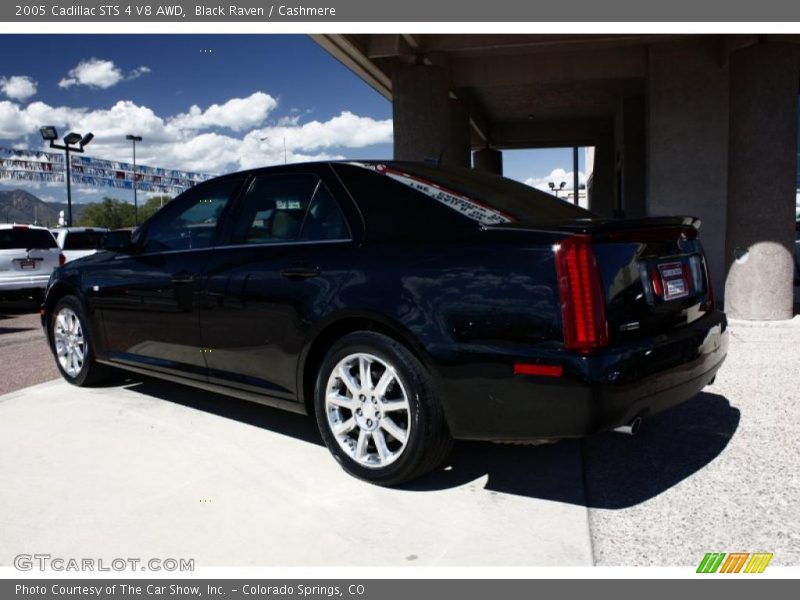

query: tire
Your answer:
[49,295,113,387]
[314,331,453,485]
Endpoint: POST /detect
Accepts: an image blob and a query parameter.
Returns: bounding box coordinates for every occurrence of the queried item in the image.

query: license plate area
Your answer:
[658,261,689,301]
[15,259,38,270]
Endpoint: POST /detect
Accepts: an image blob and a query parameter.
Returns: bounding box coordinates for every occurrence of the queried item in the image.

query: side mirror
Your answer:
[103,230,134,253]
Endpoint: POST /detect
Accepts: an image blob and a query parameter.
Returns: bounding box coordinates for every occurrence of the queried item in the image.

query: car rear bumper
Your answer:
[437,310,728,441]
[0,274,51,292]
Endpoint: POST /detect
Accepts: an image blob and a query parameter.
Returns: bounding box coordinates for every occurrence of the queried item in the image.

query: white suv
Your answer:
[0,224,64,299]
[51,227,110,263]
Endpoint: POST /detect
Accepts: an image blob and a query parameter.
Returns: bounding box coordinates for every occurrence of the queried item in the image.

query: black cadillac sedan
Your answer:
[41,161,728,484]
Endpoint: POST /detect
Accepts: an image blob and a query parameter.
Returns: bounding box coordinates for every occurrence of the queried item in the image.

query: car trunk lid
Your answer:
[489,216,714,349]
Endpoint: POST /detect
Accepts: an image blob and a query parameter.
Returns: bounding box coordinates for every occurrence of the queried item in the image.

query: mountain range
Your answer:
[0,189,87,227]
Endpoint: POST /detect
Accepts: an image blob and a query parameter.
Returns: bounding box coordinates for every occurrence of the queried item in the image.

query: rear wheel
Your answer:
[314,331,452,485]
[50,296,113,386]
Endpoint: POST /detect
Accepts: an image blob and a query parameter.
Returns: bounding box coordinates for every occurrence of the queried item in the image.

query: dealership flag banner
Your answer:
[0,147,211,195]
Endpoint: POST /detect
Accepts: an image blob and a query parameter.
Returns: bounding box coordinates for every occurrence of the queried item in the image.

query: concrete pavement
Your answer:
[0,378,593,567]
[0,319,797,566]
[585,318,800,565]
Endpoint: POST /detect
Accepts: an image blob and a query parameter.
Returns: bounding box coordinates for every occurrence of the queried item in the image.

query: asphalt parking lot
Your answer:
[0,303,798,567]
[0,301,58,395]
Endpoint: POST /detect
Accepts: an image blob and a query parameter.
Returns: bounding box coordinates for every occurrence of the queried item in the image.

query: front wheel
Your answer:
[314,331,452,485]
[50,295,113,386]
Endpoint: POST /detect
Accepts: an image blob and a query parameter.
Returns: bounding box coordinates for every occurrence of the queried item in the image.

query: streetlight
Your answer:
[40,126,93,227]
[126,135,143,225]
[260,135,287,164]
[548,181,567,198]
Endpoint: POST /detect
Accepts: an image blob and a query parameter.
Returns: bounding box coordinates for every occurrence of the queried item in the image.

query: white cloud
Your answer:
[59,59,123,89]
[256,111,393,151]
[0,95,392,176]
[58,59,151,89]
[128,66,151,80]
[0,75,37,101]
[524,168,586,193]
[170,92,278,132]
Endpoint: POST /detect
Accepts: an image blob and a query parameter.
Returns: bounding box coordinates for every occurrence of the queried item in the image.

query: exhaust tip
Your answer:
[613,416,642,436]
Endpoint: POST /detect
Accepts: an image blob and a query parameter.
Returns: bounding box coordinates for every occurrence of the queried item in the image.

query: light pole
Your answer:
[260,135,287,164]
[548,180,567,199]
[572,147,580,206]
[126,135,143,225]
[39,126,93,227]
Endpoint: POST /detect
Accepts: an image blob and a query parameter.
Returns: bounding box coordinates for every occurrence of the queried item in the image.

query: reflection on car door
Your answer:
[199,169,356,400]
[95,177,243,379]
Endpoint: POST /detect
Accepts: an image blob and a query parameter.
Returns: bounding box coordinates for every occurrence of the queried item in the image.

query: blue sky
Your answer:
[0,34,584,204]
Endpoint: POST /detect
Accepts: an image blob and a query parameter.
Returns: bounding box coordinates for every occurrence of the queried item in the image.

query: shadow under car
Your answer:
[110,375,739,509]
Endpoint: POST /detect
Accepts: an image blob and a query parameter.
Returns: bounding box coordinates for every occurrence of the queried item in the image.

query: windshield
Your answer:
[0,228,58,250]
[355,161,593,225]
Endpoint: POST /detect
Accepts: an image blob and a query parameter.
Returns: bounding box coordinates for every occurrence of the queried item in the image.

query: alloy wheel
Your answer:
[53,307,86,378]
[324,352,411,469]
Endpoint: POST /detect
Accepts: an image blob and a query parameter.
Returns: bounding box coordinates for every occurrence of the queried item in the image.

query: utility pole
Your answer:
[126,135,143,225]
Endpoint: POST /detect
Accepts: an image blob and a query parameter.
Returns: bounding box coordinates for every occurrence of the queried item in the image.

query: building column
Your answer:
[472,147,503,175]
[590,134,615,217]
[392,65,471,167]
[647,39,729,297]
[725,43,800,320]
[614,96,646,218]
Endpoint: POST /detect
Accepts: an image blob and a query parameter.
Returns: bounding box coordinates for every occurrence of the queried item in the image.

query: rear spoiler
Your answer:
[484,215,701,236]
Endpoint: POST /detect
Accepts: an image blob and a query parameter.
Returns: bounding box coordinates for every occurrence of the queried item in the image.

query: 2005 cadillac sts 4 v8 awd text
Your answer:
[41,161,728,484]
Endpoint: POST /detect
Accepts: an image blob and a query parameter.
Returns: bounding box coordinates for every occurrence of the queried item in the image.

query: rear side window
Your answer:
[228,173,350,245]
[63,231,106,250]
[0,228,57,250]
[332,164,475,240]
[298,184,350,241]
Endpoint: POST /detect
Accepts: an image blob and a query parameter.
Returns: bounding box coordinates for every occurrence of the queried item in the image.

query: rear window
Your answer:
[63,231,106,250]
[0,228,57,250]
[349,162,592,225]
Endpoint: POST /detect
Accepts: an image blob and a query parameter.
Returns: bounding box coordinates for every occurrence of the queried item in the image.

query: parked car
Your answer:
[0,224,64,301]
[51,227,110,263]
[41,161,728,484]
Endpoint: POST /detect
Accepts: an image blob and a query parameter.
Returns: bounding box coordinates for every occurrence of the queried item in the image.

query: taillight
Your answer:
[58,253,66,267]
[555,235,608,354]
[650,267,664,298]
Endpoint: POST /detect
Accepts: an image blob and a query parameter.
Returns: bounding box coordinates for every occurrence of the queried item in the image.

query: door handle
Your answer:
[280,264,321,280]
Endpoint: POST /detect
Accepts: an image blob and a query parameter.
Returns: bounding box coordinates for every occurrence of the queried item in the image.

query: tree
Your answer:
[78,198,137,229]
[139,195,173,222]
[77,194,174,229]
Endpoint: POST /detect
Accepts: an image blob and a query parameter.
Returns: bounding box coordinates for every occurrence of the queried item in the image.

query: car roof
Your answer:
[0,223,54,231]
[53,227,110,232]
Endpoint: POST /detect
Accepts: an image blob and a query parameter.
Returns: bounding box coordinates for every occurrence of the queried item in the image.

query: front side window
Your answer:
[229,173,350,245]
[141,179,239,253]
